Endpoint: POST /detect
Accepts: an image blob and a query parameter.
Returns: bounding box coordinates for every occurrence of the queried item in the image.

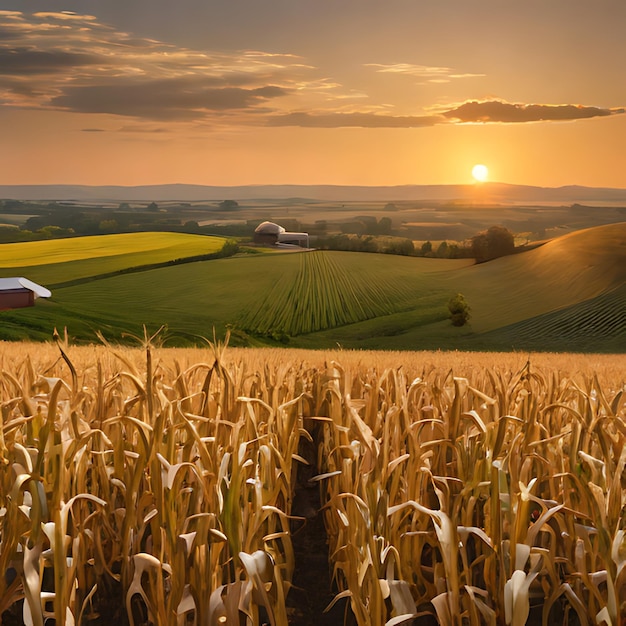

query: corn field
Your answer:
[0,337,624,625]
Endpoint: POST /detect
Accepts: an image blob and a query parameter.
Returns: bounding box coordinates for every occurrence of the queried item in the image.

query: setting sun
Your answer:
[472,164,489,183]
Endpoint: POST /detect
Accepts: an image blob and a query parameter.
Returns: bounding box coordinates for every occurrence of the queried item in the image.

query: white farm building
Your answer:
[253,221,309,248]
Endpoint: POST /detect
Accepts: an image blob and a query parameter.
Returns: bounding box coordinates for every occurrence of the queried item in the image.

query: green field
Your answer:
[239,251,443,335]
[0,224,623,351]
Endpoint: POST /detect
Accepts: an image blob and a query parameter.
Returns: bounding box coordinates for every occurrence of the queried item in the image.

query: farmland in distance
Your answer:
[0,223,624,352]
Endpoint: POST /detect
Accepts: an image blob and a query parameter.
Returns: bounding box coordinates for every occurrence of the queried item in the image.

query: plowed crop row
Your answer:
[484,285,626,351]
[240,250,408,336]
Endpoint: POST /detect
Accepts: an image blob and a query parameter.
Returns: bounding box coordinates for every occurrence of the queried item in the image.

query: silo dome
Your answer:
[254,221,285,235]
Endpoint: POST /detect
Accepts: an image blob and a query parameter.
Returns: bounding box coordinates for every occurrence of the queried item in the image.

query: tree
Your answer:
[448,293,471,327]
[436,241,449,258]
[376,217,392,235]
[471,225,515,262]
[420,241,433,256]
[183,220,201,233]
[447,243,462,259]
[219,200,239,211]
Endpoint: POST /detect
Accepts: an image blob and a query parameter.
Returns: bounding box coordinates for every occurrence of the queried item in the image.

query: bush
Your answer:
[448,293,471,326]
[219,200,240,211]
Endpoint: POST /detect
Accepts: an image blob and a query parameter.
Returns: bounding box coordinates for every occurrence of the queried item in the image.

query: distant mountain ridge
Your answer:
[1,183,626,204]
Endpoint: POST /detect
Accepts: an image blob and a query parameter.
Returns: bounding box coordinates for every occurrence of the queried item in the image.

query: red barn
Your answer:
[0,277,51,311]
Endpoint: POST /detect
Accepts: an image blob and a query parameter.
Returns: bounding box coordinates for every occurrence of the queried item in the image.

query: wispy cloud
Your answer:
[268,111,443,128]
[443,100,624,123]
[0,11,309,122]
[365,63,485,83]
[117,125,170,134]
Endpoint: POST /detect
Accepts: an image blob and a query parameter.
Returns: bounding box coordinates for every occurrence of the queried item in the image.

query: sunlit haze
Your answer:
[0,1,624,187]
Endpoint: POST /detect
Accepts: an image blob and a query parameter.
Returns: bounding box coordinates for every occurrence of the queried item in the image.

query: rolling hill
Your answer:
[480,285,626,352]
[448,222,626,333]
[0,224,623,351]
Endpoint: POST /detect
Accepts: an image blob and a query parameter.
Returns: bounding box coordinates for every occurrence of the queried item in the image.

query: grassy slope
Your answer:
[450,222,626,333]
[0,223,623,350]
[0,232,226,285]
[479,284,626,352]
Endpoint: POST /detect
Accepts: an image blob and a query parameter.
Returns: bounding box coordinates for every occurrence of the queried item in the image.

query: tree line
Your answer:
[0,200,518,263]
[316,225,516,261]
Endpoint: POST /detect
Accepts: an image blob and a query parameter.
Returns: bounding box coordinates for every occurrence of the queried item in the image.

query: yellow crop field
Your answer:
[0,339,624,625]
[0,232,224,267]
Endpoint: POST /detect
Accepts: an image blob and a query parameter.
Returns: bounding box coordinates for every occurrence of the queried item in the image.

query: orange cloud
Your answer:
[0,11,310,122]
[52,81,288,120]
[444,100,624,123]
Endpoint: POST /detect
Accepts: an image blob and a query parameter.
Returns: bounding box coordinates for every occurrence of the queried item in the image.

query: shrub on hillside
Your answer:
[448,293,471,326]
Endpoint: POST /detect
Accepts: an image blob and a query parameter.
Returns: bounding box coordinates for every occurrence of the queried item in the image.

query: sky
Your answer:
[0,1,625,188]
